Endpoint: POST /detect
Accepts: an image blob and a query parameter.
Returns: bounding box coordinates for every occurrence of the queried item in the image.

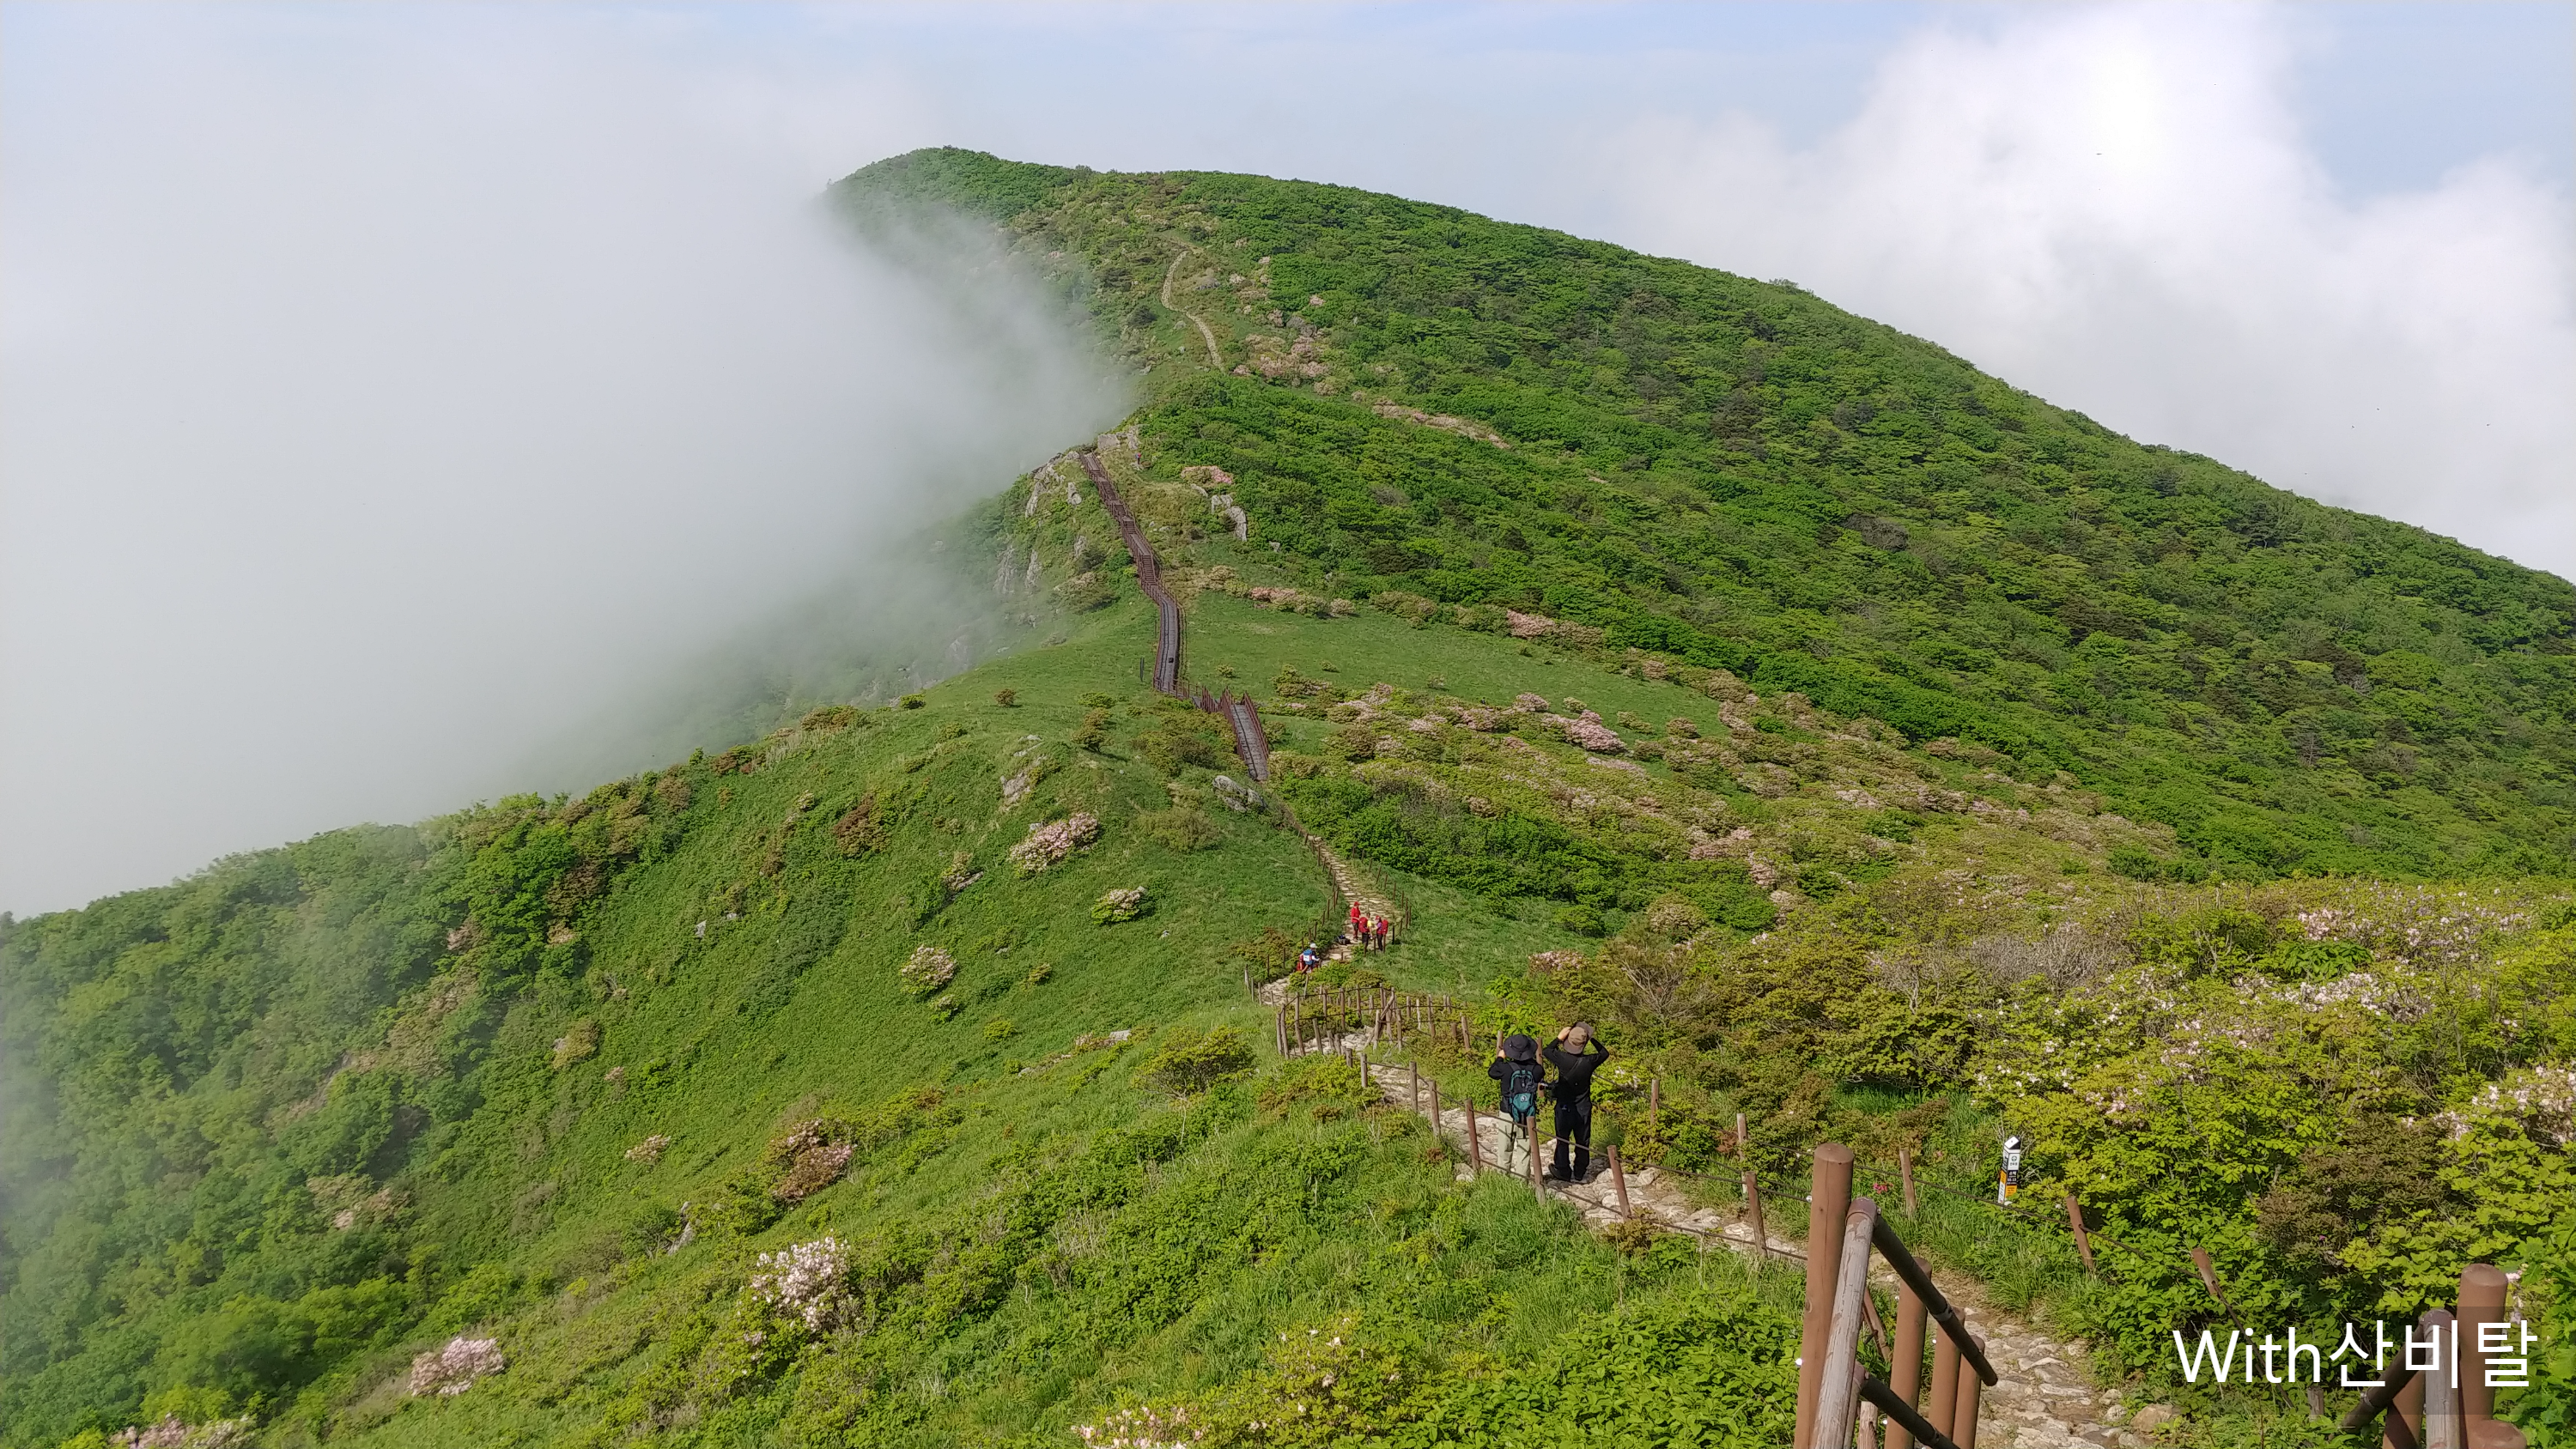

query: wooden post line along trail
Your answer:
[2333,1264,2524,1449]
[1273,987,1473,1057]
[1077,447,1273,779]
[1796,1144,1996,1449]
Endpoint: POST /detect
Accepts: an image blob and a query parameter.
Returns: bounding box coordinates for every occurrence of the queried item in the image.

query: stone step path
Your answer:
[1352,1060,2146,1448]
[1312,839,1394,964]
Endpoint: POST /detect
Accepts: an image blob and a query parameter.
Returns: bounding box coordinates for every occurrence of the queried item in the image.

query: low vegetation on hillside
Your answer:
[4,149,2572,1447]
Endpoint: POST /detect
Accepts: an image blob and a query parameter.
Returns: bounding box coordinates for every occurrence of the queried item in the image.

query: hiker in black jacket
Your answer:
[1543,1023,1609,1182]
[1487,1034,1546,1177]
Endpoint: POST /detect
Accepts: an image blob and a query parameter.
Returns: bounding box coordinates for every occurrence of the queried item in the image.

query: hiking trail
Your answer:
[1077,429,2137,1446]
[1160,251,1225,370]
[1362,1059,2143,1449]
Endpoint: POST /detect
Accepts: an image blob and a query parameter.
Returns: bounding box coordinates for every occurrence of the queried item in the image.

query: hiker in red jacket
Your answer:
[1346,901,1364,943]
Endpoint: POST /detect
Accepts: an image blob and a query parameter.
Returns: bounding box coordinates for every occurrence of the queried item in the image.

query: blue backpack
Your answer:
[1501,1061,1543,1121]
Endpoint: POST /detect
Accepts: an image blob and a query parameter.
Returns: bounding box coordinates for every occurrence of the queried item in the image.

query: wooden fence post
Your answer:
[2421,1307,2463,1441]
[1467,1100,1482,1173]
[1925,1323,1961,1445]
[1899,1144,1919,1217]
[1529,1125,1544,1202]
[2063,1196,2097,1277]
[2387,1365,2425,1449]
[1886,1275,1929,1449]
[2190,1248,2245,1327]
[1409,1062,1421,1113]
[1736,1111,1749,1156]
[1953,1334,1986,1449]
[1429,1081,1443,1137]
[1648,1076,1660,1132]
[2461,1264,2508,1434]
[1744,1171,1766,1258]
[1608,1145,1631,1219]
[1795,1144,1857,1449]
[1811,1197,1880,1449]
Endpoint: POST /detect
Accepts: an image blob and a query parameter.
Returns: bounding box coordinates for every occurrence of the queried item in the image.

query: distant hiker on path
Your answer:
[1347,901,1364,941]
[1488,1034,1547,1177]
[1543,1023,1608,1183]
[1297,942,1321,974]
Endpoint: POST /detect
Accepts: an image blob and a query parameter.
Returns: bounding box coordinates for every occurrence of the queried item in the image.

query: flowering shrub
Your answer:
[899,944,957,997]
[1562,716,1625,753]
[769,1122,854,1203]
[1009,812,1102,874]
[1075,1405,1204,1447]
[111,1417,251,1448]
[410,1336,506,1396]
[746,1236,852,1331]
[1092,887,1151,925]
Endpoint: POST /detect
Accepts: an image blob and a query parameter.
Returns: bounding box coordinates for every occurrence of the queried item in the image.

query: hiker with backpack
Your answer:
[1487,1034,1547,1176]
[1542,1022,1609,1182]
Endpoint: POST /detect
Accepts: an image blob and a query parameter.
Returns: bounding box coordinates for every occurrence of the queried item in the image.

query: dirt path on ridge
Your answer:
[1161,251,1225,369]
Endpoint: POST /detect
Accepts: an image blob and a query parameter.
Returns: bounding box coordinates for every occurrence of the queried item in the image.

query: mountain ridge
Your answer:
[3,149,2573,1448]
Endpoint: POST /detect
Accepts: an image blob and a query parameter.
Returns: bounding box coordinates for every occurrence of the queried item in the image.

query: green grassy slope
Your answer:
[9,149,2576,1448]
[1,602,1828,1447]
[852,147,2575,882]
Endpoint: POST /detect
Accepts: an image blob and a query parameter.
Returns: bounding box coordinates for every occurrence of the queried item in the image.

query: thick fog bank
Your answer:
[0,14,1124,915]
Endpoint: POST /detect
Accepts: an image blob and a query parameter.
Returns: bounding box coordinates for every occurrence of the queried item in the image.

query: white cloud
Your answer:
[1601,4,2576,578]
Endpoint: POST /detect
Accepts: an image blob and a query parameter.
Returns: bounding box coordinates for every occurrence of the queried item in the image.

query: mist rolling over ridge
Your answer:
[0,20,1127,914]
